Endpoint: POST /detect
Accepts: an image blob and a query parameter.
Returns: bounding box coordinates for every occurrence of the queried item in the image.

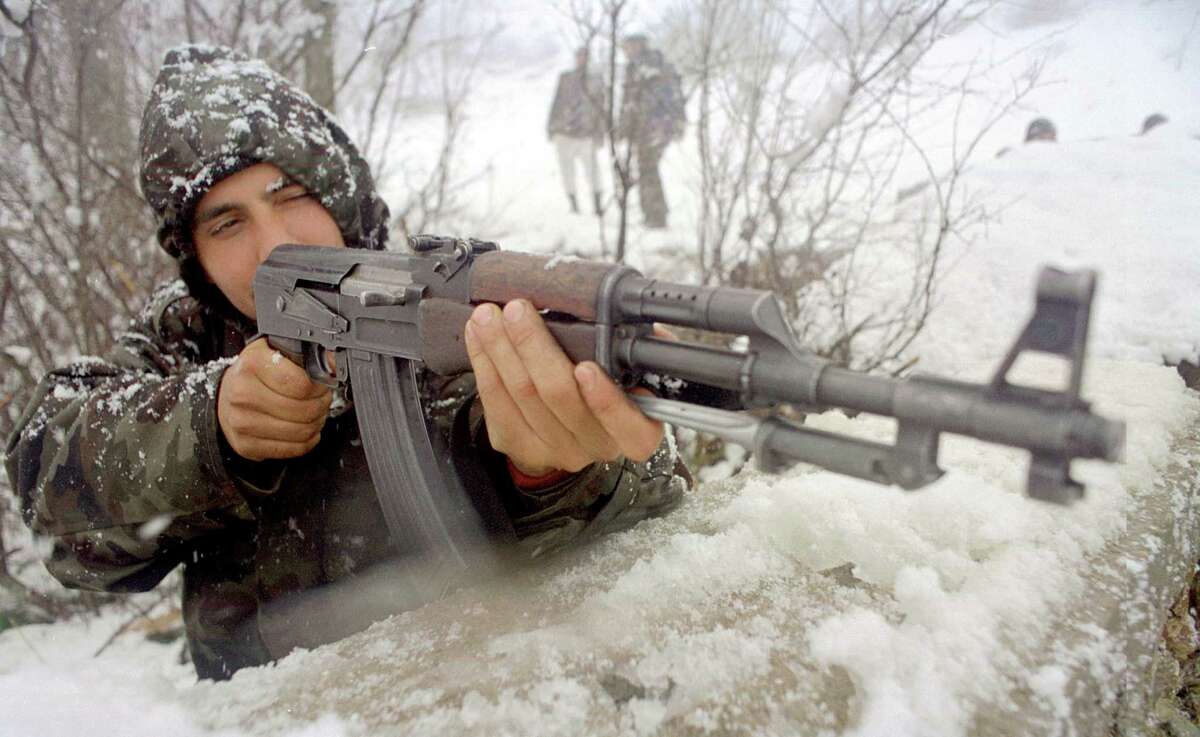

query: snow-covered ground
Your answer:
[2,2,1199,736]
[2,361,1195,737]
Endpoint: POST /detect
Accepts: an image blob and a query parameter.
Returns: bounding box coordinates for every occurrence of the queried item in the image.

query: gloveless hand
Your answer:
[464,299,663,477]
[217,338,333,461]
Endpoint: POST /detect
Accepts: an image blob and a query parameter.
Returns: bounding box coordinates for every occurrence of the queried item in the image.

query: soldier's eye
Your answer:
[210,216,241,236]
[280,186,313,203]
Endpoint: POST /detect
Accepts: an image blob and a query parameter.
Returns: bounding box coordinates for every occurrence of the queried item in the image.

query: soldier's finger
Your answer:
[253,349,328,400]
[237,435,322,462]
[227,409,325,445]
[575,361,663,463]
[501,300,616,460]
[227,373,331,424]
[652,324,679,341]
[468,303,574,455]
[250,384,331,424]
[465,318,551,465]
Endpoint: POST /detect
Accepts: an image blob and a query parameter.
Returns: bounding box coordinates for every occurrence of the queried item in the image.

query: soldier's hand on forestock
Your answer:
[217,338,333,461]
[463,299,664,478]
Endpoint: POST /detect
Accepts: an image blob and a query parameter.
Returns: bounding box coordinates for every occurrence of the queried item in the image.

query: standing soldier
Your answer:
[618,34,685,230]
[547,46,607,216]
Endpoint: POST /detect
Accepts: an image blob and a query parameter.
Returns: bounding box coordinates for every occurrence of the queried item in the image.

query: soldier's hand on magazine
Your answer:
[217,337,334,461]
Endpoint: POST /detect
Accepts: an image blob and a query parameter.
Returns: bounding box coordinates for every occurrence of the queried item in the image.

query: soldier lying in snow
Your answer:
[3,44,687,680]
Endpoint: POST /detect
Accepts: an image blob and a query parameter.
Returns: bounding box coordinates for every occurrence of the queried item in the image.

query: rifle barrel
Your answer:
[622,336,1122,462]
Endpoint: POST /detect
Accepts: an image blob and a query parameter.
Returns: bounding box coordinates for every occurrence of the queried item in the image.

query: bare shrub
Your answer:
[672,0,1040,374]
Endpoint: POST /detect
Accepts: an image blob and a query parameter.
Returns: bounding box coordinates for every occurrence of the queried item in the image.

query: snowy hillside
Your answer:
[2,2,1199,737]
[409,0,1200,372]
[910,129,1200,372]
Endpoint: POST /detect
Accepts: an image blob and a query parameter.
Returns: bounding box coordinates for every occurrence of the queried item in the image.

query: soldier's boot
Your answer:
[567,193,579,214]
[593,192,604,216]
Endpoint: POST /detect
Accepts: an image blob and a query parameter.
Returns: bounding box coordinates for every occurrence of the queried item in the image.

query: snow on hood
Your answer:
[138,44,390,258]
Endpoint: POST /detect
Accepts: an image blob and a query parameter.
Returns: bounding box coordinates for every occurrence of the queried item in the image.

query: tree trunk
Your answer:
[302,0,336,112]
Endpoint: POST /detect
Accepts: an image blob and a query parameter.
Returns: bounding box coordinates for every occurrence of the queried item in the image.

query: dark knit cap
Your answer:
[138,44,390,259]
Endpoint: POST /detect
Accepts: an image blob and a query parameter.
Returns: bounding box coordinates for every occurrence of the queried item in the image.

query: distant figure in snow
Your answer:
[1140,113,1168,135]
[618,33,686,229]
[1025,117,1057,143]
[996,116,1059,158]
[547,46,607,215]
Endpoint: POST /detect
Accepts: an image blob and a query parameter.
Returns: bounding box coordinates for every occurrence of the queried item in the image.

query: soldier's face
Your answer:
[191,162,345,319]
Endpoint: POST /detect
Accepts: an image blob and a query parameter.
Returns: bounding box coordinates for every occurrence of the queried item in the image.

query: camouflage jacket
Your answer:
[547,68,607,140]
[619,49,685,148]
[4,282,688,679]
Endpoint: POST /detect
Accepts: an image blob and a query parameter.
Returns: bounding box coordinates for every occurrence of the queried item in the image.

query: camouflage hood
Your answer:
[139,44,390,258]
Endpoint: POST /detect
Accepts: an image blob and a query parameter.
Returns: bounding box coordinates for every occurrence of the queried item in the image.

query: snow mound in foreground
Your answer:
[175,360,1195,737]
[2,360,1192,737]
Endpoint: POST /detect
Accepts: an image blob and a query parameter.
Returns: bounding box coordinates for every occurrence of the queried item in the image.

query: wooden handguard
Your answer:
[419,298,601,375]
[469,251,618,321]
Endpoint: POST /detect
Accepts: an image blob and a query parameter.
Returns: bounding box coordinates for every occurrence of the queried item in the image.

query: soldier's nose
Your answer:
[257,217,293,261]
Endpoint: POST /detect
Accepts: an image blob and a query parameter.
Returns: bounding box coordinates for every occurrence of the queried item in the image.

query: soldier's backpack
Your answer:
[659,60,686,141]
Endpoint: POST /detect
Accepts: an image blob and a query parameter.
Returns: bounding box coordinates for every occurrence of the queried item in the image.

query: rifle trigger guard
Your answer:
[303,343,340,388]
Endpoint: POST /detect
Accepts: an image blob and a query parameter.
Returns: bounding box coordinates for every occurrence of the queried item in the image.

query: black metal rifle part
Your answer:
[253,236,1125,569]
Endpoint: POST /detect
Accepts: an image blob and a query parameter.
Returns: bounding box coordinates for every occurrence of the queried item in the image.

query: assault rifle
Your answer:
[254,236,1124,571]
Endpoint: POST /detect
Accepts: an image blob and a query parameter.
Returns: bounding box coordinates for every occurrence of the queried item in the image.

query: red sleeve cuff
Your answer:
[507,460,574,490]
